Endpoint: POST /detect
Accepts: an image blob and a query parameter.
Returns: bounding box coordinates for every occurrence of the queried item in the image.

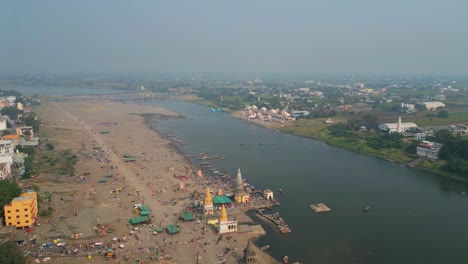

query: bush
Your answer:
[437,110,449,118]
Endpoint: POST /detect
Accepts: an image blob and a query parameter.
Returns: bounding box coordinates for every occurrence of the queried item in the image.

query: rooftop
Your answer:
[213,196,233,204]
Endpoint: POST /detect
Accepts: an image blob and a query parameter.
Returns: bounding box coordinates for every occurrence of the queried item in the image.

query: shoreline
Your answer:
[222,103,468,184]
[141,112,283,263]
[31,101,280,264]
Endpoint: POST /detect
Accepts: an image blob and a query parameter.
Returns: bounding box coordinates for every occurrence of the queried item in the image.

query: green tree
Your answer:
[21,112,40,132]
[362,114,378,124]
[0,180,22,218]
[0,106,20,120]
[437,110,449,118]
[23,156,36,179]
[46,143,54,150]
[0,241,26,264]
[16,146,36,155]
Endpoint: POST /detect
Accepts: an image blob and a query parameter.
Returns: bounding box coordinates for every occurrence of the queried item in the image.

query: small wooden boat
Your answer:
[278,188,283,193]
[260,245,270,251]
[363,206,370,213]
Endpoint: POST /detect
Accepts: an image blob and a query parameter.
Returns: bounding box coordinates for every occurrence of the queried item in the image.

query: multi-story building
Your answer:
[4,191,38,228]
[416,141,443,160]
[0,140,13,180]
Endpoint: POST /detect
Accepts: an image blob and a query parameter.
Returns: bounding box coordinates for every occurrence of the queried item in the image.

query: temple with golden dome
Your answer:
[234,168,250,204]
[218,204,237,234]
[204,187,214,215]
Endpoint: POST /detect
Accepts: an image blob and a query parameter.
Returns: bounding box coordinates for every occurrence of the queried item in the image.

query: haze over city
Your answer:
[2,0,468,76]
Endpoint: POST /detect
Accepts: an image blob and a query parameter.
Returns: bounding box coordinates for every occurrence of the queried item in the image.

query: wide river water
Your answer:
[147,100,468,264]
[10,85,468,264]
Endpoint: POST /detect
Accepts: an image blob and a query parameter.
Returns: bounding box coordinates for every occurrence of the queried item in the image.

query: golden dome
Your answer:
[204,187,213,206]
[219,204,228,222]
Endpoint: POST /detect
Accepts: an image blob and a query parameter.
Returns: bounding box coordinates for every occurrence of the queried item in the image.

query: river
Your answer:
[146,99,468,264]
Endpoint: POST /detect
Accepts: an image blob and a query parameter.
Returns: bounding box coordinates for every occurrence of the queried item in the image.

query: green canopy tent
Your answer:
[98,179,107,183]
[123,153,131,158]
[213,196,233,206]
[138,205,150,211]
[139,210,150,216]
[105,173,113,177]
[155,227,164,233]
[93,146,102,149]
[180,212,195,222]
[100,131,110,134]
[129,216,151,225]
[124,158,137,163]
[166,224,180,234]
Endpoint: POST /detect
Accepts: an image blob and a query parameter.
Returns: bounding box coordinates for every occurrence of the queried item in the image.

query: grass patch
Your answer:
[409,111,468,126]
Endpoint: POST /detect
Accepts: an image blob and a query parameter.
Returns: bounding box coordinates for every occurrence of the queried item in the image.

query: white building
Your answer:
[218,205,237,234]
[401,103,415,113]
[415,133,426,141]
[6,96,16,103]
[417,141,443,160]
[418,102,446,111]
[378,116,417,133]
[0,118,7,131]
[0,140,13,180]
[450,125,468,135]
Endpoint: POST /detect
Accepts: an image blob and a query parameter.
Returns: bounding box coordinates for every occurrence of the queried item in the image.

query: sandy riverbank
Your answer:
[28,101,280,264]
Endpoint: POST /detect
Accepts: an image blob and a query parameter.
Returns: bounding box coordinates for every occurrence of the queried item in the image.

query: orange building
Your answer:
[4,191,38,228]
[1,134,20,148]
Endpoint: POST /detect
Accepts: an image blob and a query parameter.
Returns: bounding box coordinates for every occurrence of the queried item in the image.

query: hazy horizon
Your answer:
[2,1,467,76]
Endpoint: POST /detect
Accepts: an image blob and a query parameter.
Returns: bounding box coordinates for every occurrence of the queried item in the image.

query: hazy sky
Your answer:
[1,1,467,76]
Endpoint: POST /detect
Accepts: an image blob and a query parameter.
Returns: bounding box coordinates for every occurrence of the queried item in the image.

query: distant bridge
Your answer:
[45,92,168,102]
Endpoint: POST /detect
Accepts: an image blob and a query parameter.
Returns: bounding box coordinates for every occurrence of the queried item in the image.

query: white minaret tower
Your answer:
[397,116,402,133]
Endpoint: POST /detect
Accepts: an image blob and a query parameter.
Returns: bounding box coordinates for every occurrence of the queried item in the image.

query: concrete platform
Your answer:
[310,203,331,213]
[238,224,266,235]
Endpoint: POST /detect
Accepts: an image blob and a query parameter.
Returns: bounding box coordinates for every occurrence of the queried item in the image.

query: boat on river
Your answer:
[278,188,283,193]
[260,245,270,251]
[363,206,370,213]
[256,209,291,233]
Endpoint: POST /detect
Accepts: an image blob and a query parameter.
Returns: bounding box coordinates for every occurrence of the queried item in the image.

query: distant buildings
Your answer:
[401,103,415,113]
[418,102,446,111]
[242,105,295,122]
[378,116,417,133]
[450,125,468,135]
[291,111,309,118]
